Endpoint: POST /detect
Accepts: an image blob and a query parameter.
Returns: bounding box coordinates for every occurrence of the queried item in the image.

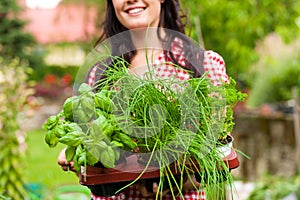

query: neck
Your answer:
[130,27,165,53]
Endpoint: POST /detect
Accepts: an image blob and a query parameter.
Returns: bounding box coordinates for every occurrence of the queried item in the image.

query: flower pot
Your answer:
[81,154,130,196]
[79,154,162,195]
[194,135,236,184]
[79,148,239,187]
[217,135,234,158]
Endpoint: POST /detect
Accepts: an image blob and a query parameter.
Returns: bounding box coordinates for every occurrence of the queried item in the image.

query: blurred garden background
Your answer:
[0,0,300,199]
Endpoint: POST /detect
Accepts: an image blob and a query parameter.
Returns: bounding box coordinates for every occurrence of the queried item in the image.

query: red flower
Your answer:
[60,74,72,87]
[44,74,57,85]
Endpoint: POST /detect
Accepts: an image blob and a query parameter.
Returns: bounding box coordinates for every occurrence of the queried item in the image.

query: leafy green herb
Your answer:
[42,55,247,200]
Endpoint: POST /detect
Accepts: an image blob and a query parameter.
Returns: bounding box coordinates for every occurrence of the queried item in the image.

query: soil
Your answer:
[218,134,233,145]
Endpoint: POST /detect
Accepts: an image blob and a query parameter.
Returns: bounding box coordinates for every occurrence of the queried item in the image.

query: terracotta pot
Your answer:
[83,155,130,197]
[78,142,239,186]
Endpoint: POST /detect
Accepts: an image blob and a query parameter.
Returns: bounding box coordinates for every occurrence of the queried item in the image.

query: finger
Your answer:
[153,182,170,196]
[153,182,158,193]
[69,164,77,172]
[138,181,153,197]
[61,165,70,171]
[58,160,69,166]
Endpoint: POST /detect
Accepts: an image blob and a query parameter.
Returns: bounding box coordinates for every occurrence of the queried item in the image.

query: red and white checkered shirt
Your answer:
[91,185,206,200]
[87,39,228,87]
[87,40,228,200]
[149,38,229,86]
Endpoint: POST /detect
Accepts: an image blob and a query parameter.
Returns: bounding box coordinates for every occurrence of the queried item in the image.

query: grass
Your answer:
[24,128,90,199]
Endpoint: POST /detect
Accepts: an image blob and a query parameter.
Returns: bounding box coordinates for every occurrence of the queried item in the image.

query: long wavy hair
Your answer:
[93,0,204,80]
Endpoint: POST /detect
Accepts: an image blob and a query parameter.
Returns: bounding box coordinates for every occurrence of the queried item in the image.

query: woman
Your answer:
[58,0,228,199]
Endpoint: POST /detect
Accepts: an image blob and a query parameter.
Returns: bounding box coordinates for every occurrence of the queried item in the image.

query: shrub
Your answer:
[247,49,300,107]
[0,57,34,199]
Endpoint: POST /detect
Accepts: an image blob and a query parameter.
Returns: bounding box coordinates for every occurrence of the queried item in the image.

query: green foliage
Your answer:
[0,18,32,55]
[247,51,300,107]
[0,194,11,200]
[247,174,300,200]
[0,0,46,76]
[42,83,125,171]
[0,57,34,200]
[30,65,79,82]
[42,56,246,199]
[0,0,19,13]
[183,0,300,83]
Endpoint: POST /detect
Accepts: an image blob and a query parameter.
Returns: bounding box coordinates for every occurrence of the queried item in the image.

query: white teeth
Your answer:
[128,8,144,14]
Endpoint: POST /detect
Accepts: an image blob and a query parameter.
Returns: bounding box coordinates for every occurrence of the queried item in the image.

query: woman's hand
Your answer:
[183,175,202,189]
[57,148,76,172]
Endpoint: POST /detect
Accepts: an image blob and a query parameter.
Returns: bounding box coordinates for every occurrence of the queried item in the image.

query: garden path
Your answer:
[20,95,68,131]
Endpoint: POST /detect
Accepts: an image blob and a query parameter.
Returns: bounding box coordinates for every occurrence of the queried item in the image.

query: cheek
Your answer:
[112,0,122,13]
[111,1,123,21]
[151,4,162,20]
[152,2,162,15]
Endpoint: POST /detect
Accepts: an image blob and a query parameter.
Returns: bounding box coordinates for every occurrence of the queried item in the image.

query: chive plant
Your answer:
[94,56,246,199]
[43,53,246,199]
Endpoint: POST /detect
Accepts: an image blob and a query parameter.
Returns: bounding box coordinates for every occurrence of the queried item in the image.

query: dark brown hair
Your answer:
[95,0,187,45]
[92,0,204,80]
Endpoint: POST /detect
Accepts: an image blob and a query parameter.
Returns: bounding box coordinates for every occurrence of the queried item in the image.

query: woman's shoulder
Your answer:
[86,61,109,87]
[204,50,225,66]
[203,50,229,85]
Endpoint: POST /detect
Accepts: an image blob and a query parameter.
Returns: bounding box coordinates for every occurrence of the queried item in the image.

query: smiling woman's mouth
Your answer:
[127,7,145,14]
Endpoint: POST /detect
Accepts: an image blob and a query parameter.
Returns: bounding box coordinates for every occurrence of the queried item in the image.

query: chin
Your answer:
[125,21,158,30]
[127,25,149,30]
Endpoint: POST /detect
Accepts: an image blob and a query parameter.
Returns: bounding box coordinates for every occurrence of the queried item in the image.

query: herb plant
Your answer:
[43,56,246,199]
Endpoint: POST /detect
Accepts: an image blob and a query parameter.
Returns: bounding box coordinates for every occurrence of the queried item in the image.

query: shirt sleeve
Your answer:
[86,61,108,88]
[203,50,229,86]
[86,65,98,87]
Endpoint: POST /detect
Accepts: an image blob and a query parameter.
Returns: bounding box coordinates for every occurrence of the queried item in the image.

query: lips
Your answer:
[125,7,146,14]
